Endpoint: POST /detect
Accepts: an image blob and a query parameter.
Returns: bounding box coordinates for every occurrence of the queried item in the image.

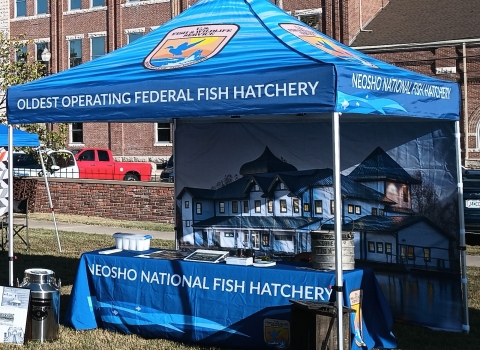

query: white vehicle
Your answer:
[12,149,79,179]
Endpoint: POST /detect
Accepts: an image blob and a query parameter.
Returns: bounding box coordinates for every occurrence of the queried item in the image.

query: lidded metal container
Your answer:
[20,268,61,342]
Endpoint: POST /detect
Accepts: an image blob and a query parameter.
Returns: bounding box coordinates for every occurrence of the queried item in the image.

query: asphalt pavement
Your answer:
[28,219,480,267]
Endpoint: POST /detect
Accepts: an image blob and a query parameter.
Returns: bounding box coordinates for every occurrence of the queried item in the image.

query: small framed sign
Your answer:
[0,286,31,344]
[183,249,229,263]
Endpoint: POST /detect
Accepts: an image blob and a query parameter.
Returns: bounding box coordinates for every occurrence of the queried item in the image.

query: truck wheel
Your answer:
[123,173,140,181]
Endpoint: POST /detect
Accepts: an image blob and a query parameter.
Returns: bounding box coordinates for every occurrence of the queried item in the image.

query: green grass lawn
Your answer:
[0,228,478,349]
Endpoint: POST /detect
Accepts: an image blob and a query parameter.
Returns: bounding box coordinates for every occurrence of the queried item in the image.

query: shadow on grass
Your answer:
[0,251,81,323]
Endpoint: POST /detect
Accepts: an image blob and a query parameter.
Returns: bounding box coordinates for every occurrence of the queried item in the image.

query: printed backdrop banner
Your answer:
[175,119,462,332]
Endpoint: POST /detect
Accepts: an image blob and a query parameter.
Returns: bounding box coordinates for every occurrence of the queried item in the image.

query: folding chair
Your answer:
[1,198,30,250]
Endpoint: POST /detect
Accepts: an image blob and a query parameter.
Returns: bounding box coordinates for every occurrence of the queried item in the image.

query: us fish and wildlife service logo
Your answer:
[264,318,290,349]
[143,24,239,70]
[280,23,378,68]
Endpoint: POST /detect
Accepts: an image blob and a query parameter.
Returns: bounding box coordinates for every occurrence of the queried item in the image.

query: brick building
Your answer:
[6,0,477,167]
[350,0,480,168]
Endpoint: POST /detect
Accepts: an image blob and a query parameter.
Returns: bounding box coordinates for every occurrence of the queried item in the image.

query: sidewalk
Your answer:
[29,219,480,267]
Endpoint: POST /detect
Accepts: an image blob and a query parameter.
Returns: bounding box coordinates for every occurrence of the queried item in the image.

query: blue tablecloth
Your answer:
[64,249,397,349]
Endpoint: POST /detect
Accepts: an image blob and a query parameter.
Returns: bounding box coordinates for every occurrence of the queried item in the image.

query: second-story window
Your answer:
[16,45,27,63]
[92,0,104,7]
[243,200,249,213]
[36,43,49,75]
[71,123,83,143]
[280,199,287,213]
[232,201,238,213]
[69,39,82,67]
[128,32,143,44]
[293,199,299,213]
[255,200,261,213]
[37,0,48,14]
[156,123,172,143]
[16,0,26,17]
[219,202,225,214]
[70,0,81,10]
[267,200,273,213]
[91,36,105,60]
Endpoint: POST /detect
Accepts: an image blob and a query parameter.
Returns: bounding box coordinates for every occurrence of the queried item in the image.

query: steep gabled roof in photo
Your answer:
[7,0,459,125]
[348,146,421,184]
[239,147,297,175]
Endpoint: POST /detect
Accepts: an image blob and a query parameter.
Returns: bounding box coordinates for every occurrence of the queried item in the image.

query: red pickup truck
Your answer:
[74,148,152,181]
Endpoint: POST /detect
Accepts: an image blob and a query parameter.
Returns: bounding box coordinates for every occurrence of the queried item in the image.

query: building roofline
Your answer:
[352,38,480,53]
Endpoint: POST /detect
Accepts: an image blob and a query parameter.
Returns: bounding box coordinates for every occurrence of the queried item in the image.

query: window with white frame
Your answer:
[376,242,384,253]
[219,202,225,214]
[16,45,27,63]
[423,248,431,262]
[69,39,82,67]
[293,199,299,213]
[385,243,392,255]
[262,234,269,247]
[68,0,82,10]
[196,203,202,215]
[295,8,322,30]
[91,36,105,60]
[355,205,361,215]
[36,42,49,75]
[70,0,81,10]
[128,32,143,43]
[303,203,310,213]
[251,231,260,249]
[16,0,26,17]
[255,200,261,213]
[280,199,287,213]
[37,0,48,14]
[156,123,172,143]
[267,200,273,213]
[71,123,84,143]
[92,0,104,7]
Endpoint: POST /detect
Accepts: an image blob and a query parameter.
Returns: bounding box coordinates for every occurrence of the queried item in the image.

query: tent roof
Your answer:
[0,125,40,147]
[6,0,460,124]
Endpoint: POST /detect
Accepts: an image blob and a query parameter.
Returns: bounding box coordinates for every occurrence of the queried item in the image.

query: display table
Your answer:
[64,249,397,350]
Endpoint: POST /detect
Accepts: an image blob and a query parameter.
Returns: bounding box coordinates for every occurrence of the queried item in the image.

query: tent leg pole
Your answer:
[332,112,344,350]
[38,148,62,252]
[8,126,14,286]
[455,121,470,333]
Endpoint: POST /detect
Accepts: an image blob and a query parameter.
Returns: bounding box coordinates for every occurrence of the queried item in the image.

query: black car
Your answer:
[160,156,173,182]
[463,168,480,245]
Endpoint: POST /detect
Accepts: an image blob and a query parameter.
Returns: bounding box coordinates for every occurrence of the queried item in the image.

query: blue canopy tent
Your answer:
[5,0,464,348]
[0,124,39,147]
[0,124,61,273]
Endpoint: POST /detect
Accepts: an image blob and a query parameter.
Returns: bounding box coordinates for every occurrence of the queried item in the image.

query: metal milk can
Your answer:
[19,268,61,342]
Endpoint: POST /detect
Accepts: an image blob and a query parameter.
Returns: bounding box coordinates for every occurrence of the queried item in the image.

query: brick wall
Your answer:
[13,178,175,224]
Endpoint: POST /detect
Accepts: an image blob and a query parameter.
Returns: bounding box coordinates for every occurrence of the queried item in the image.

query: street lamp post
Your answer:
[41,48,52,134]
[41,48,51,74]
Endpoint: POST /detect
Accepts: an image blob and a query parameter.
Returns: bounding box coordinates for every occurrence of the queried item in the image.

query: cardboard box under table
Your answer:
[64,248,397,350]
